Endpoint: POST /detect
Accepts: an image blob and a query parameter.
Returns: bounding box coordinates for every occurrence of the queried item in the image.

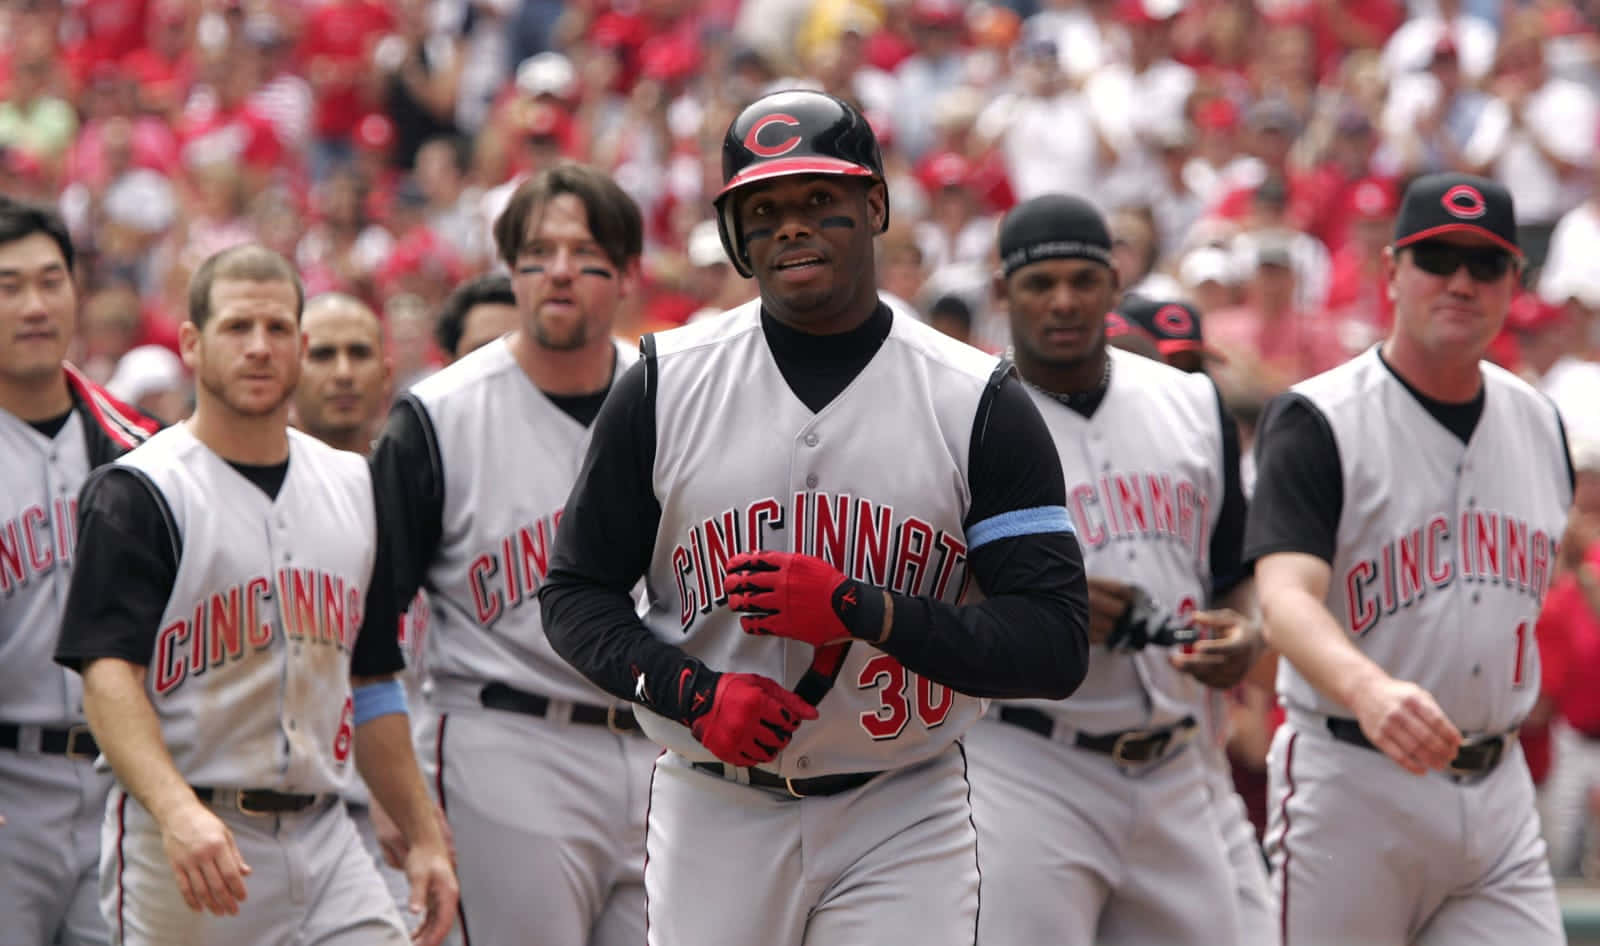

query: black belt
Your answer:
[997,707,1196,767]
[192,787,325,815]
[691,761,883,798]
[480,683,640,734]
[0,722,97,759]
[1326,717,1510,779]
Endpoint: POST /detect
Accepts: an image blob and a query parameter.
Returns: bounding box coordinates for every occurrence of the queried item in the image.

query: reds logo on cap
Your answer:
[745,113,803,158]
[1441,184,1487,220]
[1155,304,1194,336]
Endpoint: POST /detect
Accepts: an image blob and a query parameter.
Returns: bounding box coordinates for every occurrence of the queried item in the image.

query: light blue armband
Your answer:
[967,505,1076,551]
[352,679,408,725]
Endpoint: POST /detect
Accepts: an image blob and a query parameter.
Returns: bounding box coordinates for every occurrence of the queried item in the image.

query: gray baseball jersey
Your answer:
[2,371,153,946]
[967,347,1247,946]
[406,337,638,706]
[1278,349,1571,733]
[634,301,997,773]
[115,424,377,794]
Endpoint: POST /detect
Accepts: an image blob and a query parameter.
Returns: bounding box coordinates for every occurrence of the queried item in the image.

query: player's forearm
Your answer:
[539,571,715,725]
[82,658,198,824]
[1259,583,1389,712]
[353,712,444,851]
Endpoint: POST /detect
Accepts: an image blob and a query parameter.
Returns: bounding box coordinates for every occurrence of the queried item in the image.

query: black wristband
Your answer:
[832,579,885,642]
[647,659,721,728]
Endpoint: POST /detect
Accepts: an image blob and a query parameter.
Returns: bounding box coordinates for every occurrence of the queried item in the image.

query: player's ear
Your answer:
[178,321,201,372]
[990,268,1008,308]
[865,181,887,233]
[1382,245,1399,297]
[615,257,642,301]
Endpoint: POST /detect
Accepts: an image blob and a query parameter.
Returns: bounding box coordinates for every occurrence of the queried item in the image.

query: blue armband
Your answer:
[967,505,1076,551]
[352,679,408,725]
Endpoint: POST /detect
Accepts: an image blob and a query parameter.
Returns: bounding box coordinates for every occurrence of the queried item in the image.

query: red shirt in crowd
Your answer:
[1538,550,1600,739]
[179,103,284,172]
[299,0,394,139]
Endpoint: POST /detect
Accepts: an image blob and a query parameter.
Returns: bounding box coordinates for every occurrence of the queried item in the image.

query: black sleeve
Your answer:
[540,346,720,723]
[1554,405,1576,498]
[875,369,1091,701]
[1242,393,1344,566]
[1209,383,1250,600]
[351,473,407,678]
[357,397,446,659]
[55,467,180,671]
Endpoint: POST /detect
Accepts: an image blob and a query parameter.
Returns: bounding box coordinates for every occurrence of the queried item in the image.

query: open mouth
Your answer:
[773,253,826,273]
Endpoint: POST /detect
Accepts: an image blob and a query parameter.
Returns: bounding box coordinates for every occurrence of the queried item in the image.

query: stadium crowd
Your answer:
[5,0,1600,886]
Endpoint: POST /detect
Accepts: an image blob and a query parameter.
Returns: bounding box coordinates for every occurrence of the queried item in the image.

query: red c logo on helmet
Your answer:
[1441,185,1486,219]
[744,113,803,158]
[1156,304,1194,335]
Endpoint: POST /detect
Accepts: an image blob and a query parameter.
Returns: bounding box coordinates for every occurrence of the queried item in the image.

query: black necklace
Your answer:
[1023,352,1112,412]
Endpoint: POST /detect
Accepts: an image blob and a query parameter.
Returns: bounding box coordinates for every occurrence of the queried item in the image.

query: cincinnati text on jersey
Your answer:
[1344,509,1560,636]
[0,499,78,596]
[152,567,366,695]
[673,491,970,631]
[467,509,562,626]
[1065,471,1211,563]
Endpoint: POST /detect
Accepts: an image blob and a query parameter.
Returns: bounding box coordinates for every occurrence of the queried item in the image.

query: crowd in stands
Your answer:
[5,0,1600,882]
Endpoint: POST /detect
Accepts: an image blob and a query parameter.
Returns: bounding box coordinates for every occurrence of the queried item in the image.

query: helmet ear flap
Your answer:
[715,195,755,279]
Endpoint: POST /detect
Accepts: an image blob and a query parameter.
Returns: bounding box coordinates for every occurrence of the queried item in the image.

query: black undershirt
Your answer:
[538,304,1091,724]
[28,408,73,439]
[54,456,403,677]
[360,376,620,649]
[1244,351,1574,566]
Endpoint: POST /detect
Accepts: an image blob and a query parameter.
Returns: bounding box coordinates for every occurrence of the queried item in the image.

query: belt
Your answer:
[691,761,883,799]
[1325,717,1510,780]
[192,787,327,816]
[479,683,639,734]
[997,707,1196,767]
[0,722,98,759]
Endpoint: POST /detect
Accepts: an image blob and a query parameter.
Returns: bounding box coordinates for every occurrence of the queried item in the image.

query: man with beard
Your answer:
[54,245,457,945]
[356,164,656,946]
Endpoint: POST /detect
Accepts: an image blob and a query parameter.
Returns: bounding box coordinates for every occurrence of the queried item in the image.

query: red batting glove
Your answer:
[688,673,819,767]
[725,551,882,647]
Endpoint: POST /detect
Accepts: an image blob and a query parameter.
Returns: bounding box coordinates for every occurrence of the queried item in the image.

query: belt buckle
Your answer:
[783,777,809,800]
[1111,729,1172,768]
[605,705,632,735]
[64,725,96,760]
[1448,735,1504,781]
[234,790,273,817]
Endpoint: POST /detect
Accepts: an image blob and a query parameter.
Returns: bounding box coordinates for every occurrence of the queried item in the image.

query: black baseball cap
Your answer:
[1116,295,1226,362]
[1393,172,1521,259]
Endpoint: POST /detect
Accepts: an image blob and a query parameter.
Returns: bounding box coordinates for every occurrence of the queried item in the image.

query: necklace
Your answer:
[1015,350,1112,410]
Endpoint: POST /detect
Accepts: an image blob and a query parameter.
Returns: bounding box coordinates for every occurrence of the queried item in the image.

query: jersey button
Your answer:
[804,433,820,447]
[805,474,818,488]
[796,755,811,770]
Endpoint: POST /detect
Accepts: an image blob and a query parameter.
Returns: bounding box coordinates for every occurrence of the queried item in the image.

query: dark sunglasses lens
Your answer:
[1410,243,1512,281]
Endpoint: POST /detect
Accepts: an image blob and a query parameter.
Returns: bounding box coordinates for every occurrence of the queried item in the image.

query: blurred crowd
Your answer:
[5,0,1600,882]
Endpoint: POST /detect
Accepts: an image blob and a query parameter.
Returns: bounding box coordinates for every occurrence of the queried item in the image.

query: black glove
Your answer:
[1105,586,1200,652]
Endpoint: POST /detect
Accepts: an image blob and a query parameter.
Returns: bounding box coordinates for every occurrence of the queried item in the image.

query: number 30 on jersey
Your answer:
[858,653,954,740]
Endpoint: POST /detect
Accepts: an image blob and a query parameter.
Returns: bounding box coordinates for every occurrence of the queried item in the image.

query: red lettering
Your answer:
[1146,474,1176,537]
[501,536,520,606]
[1114,475,1148,535]
[851,499,892,585]
[814,494,851,571]
[689,525,712,616]
[1176,482,1199,552]
[1397,529,1424,605]
[1460,511,1475,577]
[1474,511,1499,582]
[207,587,243,667]
[702,510,741,604]
[674,545,697,628]
[930,532,967,601]
[1530,530,1551,599]
[1379,541,1398,614]
[153,621,189,695]
[469,555,502,625]
[1427,516,1453,586]
[792,491,811,555]
[55,498,72,562]
[1071,484,1105,547]
[22,506,51,573]
[518,520,550,595]
[290,569,318,640]
[858,654,909,740]
[321,574,345,645]
[1504,518,1529,592]
[891,518,934,595]
[0,520,24,592]
[1099,476,1122,535]
[916,676,953,729]
[189,601,207,675]
[746,498,782,552]
[1346,560,1378,635]
[246,578,273,648]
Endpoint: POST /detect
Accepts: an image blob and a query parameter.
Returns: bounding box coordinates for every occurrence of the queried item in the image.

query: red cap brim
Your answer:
[717,157,876,199]
[1395,224,1523,260]
[1157,339,1228,363]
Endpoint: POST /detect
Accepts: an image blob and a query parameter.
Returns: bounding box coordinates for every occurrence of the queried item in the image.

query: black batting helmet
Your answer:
[714,89,889,277]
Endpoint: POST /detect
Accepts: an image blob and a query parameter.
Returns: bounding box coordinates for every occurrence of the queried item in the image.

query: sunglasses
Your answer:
[1407,241,1515,282]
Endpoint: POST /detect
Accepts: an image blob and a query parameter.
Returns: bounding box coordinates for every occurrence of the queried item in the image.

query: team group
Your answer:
[0,89,1576,946]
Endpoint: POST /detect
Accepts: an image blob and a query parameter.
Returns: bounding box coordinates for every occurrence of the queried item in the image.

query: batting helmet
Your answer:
[714,90,889,277]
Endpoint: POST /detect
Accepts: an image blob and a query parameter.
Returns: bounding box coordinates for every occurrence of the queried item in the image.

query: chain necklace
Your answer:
[1013,348,1112,412]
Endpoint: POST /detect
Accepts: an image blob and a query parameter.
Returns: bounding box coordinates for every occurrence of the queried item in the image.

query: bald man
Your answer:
[294,294,395,452]
[293,294,442,936]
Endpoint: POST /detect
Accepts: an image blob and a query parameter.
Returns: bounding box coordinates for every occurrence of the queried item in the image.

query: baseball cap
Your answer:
[515,52,577,100]
[686,220,728,268]
[1116,296,1227,363]
[1178,246,1238,287]
[996,194,1112,277]
[1392,172,1520,258]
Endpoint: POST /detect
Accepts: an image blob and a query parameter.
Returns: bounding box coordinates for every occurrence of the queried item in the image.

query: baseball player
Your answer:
[358,164,656,946]
[1117,295,1229,376]
[53,245,457,945]
[1249,173,1573,945]
[291,291,443,925]
[964,194,1271,946]
[538,89,1091,946]
[0,196,157,945]
[432,273,520,364]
